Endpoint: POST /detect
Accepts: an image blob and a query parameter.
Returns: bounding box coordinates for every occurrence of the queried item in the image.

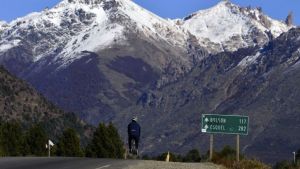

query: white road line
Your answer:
[95,164,111,169]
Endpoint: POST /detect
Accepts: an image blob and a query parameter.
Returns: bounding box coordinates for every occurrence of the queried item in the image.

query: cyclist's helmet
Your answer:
[132,117,138,121]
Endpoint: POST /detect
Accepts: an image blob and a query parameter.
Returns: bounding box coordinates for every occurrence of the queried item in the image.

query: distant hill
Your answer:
[0,66,92,143]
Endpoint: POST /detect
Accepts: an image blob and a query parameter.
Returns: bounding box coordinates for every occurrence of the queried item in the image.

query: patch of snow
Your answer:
[0,20,9,33]
[0,20,7,26]
[254,10,260,21]
[10,0,104,28]
[267,17,290,37]
[57,23,125,66]
[182,1,250,44]
[116,0,188,47]
[238,52,261,68]
[179,1,290,53]
[0,39,21,53]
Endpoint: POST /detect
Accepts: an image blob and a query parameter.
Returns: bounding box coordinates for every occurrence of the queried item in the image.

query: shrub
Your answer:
[183,149,201,162]
[232,159,271,169]
[212,145,241,168]
[274,160,299,169]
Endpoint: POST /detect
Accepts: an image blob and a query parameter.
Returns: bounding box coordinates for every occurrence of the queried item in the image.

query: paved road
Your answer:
[0,157,138,169]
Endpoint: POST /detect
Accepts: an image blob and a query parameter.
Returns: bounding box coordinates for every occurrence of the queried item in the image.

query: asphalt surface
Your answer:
[0,157,138,169]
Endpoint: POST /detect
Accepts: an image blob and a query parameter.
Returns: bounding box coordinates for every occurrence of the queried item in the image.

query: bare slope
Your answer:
[0,66,92,142]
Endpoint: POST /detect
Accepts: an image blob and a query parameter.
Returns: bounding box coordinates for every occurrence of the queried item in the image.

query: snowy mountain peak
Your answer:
[62,0,102,4]
[0,20,7,25]
[0,0,293,67]
[0,20,8,29]
[0,0,188,67]
[180,1,291,53]
[212,0,234,8]
[59,0,131,7]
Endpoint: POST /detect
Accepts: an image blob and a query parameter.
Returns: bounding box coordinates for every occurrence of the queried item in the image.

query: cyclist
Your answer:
[128,117,141,154]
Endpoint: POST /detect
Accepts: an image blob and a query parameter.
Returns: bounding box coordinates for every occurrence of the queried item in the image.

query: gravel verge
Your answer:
[125,160,227,169]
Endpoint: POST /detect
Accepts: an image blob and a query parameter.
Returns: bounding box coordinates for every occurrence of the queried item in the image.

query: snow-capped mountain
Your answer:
[1,0,292,72]
[0,0,191,70]
[179,1,291,53]
[0,0,204,124]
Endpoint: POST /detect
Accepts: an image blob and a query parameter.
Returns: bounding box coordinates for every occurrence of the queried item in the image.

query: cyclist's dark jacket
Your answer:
[128,120,141,138]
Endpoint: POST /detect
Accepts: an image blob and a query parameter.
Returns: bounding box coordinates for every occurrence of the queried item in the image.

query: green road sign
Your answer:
[201,114,249,135]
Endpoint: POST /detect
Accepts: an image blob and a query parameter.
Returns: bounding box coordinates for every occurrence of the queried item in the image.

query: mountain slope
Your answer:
[123,28,300,163]
[179,1,291,53]
[0,0,205,124]
[0,65,92,142]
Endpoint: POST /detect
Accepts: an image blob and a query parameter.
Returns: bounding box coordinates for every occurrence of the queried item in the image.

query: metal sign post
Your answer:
[209,134,213,161]
[236,135,240,162]
[293,152,296,164]
[46,140,54,157]
[48,143,51,157]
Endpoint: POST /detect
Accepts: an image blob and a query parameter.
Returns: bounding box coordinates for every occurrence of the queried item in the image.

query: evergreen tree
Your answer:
[24,124,48,156]
[296,149,300,165]
[86,123,124,158]
[0,123,4,156]
[183,149,201,162]
[56,128,83,157]
[86,123,112,158]
[107,122,125,158]
[0,122,23,156]
[0,148,4,157]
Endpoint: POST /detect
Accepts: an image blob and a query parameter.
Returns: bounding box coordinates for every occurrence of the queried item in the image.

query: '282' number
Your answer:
[238,126,247,132]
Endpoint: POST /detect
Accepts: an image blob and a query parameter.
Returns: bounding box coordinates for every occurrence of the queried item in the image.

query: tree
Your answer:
[56,128,83,157]
[24,124,48,156]
[296,149,300,166]
[86,123,124,158]
[0,122,23,156]
[86,123,111,158]
[107,122,125,158]
[183,149,201,162]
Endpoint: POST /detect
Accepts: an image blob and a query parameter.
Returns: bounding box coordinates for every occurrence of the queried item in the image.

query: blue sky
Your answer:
[0,0,299,25]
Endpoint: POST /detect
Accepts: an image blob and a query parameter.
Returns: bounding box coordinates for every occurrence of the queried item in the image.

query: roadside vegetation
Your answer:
[147,146,300,169]
[274,151,300,169]
[0,121,124,158]
[1,121,300,169]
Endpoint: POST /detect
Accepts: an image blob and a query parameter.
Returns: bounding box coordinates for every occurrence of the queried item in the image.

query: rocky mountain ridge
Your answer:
[130,27,300,163]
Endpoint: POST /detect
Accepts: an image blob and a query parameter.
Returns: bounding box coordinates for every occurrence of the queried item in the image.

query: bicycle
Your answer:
[130,139,138,156]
